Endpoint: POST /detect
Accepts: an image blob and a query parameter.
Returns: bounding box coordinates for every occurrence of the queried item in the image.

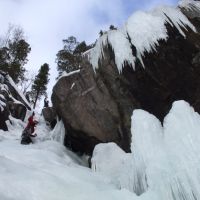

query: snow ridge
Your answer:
[60,69,81,79]
[88,1,197,72]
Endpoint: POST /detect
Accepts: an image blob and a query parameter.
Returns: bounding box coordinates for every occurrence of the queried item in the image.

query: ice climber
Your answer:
[21,112,38,144]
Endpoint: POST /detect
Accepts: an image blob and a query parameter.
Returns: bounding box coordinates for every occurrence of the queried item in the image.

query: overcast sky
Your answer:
[0,0,179,97]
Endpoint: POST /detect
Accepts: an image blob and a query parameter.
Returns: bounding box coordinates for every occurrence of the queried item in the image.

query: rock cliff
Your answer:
[52,0,200,155]
[0,71,31,130]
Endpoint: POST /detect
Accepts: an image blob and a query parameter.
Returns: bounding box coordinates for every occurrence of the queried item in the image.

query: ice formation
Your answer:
[89,34,108,70]
[91,143,134,191]
[178,0,200,10]
[131,100,200,199]
[2,95,200,200]
[92,100,200,200]
[50,119,65,144]
[88,1,198,72]
[0,112,138,200]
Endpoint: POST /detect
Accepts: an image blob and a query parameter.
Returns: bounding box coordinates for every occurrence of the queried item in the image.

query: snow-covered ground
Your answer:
[0,113,137,200]
[1,100,200,200]
[1,65,200,200]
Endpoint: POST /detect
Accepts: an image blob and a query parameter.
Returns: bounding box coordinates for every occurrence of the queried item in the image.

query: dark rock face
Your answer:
[122,18,200,121]
[52,62,138,154]
[42,107,57,129]
[52,8,200,155]
[0,109,9,131]
[8,102,27,121]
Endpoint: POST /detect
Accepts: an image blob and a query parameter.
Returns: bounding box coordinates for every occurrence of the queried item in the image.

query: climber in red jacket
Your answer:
[26,112,38,136]
[21,112,38,144]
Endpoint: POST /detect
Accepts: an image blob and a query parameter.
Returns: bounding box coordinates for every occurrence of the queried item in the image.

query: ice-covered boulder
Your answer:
[0,71,31,130]
[91,143,134,191]
[52,1,200,154]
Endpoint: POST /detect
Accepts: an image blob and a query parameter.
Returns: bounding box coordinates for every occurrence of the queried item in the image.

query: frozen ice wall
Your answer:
[50,119,65,144]
[131,100,200,199]
[92,100,200,200]
[88,0,198,72]
[91,143,135,191]
[178,0,200,10]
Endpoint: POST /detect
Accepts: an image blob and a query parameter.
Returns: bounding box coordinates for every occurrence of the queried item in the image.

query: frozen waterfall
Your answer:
[92,100,200,200]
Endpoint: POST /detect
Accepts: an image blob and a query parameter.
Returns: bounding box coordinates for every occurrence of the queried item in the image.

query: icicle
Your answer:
[88,4,196,72]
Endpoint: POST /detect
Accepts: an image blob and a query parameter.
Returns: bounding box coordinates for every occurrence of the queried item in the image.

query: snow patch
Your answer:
[60,69,80,79]
[0,99,6,111]
[0,94,5,100]
[70,82,75,89]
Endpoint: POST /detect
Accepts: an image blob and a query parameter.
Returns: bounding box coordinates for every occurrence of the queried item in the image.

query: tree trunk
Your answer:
[33,90,40,109]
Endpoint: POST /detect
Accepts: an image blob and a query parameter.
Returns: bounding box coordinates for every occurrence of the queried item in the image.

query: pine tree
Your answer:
[56,36,92,78]
[0,25,31,83]
[31,63,50,109]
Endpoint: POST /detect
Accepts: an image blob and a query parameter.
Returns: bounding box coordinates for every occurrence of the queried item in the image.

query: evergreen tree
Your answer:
[0,25,31,83]
[31,63,50,109]
[56,36,92,78]
[63,36,78,53]
[109,25,117,30]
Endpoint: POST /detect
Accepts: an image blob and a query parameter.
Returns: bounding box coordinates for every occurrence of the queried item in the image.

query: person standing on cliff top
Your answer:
[44,97,49,108]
